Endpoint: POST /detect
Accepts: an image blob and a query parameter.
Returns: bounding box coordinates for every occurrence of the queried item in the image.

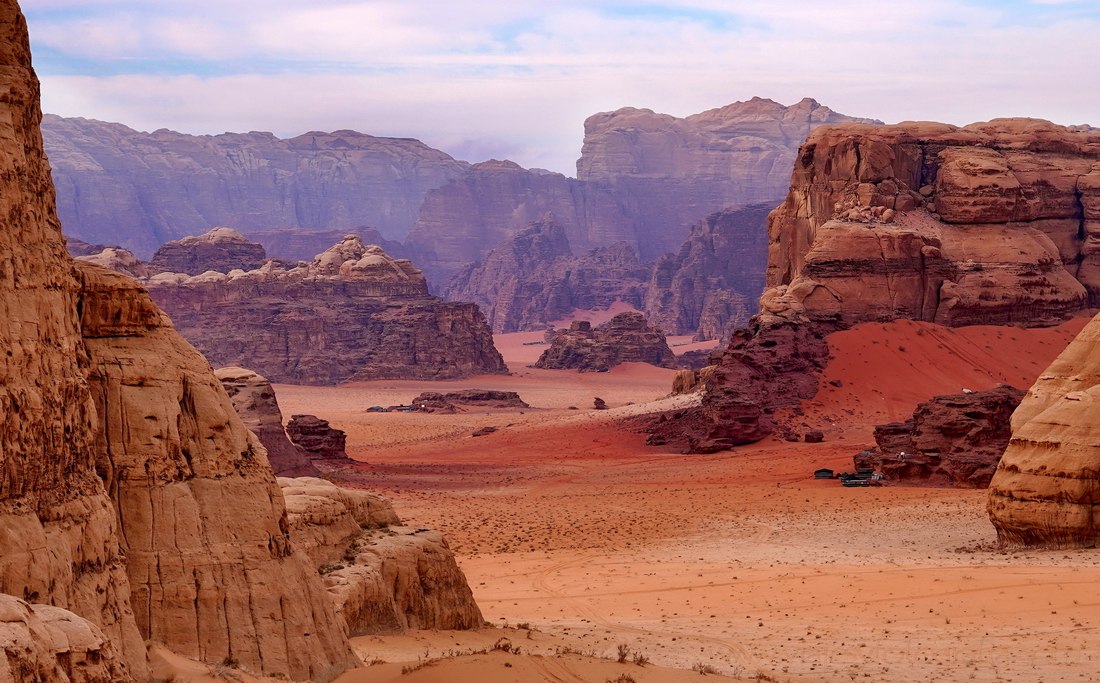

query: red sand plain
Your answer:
[273,316,1100,683]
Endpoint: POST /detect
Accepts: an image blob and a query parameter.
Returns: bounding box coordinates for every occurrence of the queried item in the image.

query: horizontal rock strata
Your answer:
[535,312,678,371]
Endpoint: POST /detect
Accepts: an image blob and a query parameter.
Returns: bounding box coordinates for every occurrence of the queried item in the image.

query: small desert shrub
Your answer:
[693,662,720,675]
[616,643,631,663]
[632,652,649,666]
[607,675,637,683]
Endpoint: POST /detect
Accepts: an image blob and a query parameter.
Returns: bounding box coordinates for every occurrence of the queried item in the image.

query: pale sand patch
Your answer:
[285,320,1099,682]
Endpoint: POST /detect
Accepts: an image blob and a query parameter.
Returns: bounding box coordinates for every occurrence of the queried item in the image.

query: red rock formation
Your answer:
[43,116,469,257]
[73,247,152,279]
[644,204,773,341]
[144,237,508,383]
[215,367,320,477]
[287,415,348,460]
[534,312,678,371]
[149,227,267,275]
[0,597,129,683]
[988,313,1100,546]
[411,390,530,413]
[854,385,1025,487]
[444,215,650,332]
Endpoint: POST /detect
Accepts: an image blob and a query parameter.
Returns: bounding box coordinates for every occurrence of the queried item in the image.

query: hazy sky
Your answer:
[24,0,1100,175]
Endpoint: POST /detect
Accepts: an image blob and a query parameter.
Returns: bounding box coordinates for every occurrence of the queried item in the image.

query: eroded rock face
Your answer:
[144,237,507,383]
[287,415,348,460]
[0,5,146,677]
[411,390,529,413]
[855,385,1025,487]
[279,478,483,635]
[77,263,359,681]
[535,312,677,371]
[215,367,320,477]
[149,227,267,275]
[246,226,408,262]
[0,597,129,683]
[764,119,1100,327]
[988,313,1100,546]
[444,216,650,333]
[43,115,469,257]
[644,204,773,341]
[73,247,152,279]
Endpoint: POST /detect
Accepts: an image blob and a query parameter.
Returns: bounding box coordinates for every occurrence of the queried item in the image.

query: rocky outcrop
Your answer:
[647,118,1100,453]
[988,313,1100,546]
[444,216,650,332]
[73,247,152,279]
[411,390,529,413]
[535,312,677,371]
[246,226,408,262]
[43,115,469,257]
[144,237,508,383]
[77,263,359,681]
[577,97,881,259]
[855,385,1025,487]
[644,204,773,341]
[279,478,483,635]
[215,367,320,477]
[0,597,129,683]
[405,160,632,284]
[763,119,1100,327]
[287,416,348,460]
[149,227,267,275]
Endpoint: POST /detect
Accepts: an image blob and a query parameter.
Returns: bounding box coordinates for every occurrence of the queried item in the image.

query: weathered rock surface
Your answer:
[855,385,1025,487]
[648,118,1100,453]
[246,226,408,262]
[577,97,881,259]
[287,415,348,460]
[65,236,116,257]
[215,367,320,477]
[0,597,129,683]
[144,237,507,383]
[644,204,773,341]
[988,313,1100,546]
[444,216,650,332]
[279,478,483,635]
[535,312,677,371]
[43,115,469,257]
[763,119,1100,327]
[77,263,359,681]
[73,246,152,279]
[411,389,529,413]
[149,227,267,275]
[0,5,146,678]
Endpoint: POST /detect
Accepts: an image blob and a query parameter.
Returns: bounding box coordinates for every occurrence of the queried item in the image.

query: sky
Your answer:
[23,0,1100,176]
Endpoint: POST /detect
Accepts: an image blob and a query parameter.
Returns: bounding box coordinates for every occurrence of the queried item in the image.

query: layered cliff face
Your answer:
[0,597,129,683]
[577,97,881,259]
[77,264,359,680]
[444,216,650,333]
[149,227,267,275]
[988,313,1100,546]
[145,237,507,383]
[405,160,632,284]
[763,119,1100,327]
[649,119,1100,453]
[0,4,147,678]
[215,367,320,477]
[534,312,678,371]
[855,385,1025,487]
[43,115,469,256]
[644,204,773,341]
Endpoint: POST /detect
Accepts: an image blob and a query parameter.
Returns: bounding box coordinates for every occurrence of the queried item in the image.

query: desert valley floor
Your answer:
[270,316,1100,683]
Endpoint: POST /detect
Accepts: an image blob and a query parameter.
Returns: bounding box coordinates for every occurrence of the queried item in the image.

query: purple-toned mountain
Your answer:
[42,115,469,256]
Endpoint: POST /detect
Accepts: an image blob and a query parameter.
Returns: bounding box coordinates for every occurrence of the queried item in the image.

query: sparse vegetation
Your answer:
[632,651,650,666]
[607,675,637,683]
[693,661,720,675]
[616,643,631,663]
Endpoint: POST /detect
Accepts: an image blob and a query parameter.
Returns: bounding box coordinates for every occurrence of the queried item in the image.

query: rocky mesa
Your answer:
[535,312,678,371]
[142,235,507,384]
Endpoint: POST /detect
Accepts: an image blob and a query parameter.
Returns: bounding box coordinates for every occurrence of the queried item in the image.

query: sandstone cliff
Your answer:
[0,597,129,683]
[0,3,363,679]
[245,226,408,262]
[988,313,1100,546]
[644,204,773,341]
[855,385,1025,487]
[215,367,320,477]
[149,227,267,275]
[43,115,469,256]
[647,118,1100,453]
[444,216,650,333]
[534,312,678,371]
[144,237,507,383]
[279,478,483,635]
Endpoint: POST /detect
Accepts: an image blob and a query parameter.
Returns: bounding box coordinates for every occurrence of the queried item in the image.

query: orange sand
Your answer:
[275,318,1100,683]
